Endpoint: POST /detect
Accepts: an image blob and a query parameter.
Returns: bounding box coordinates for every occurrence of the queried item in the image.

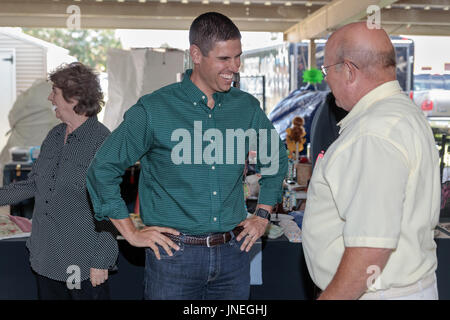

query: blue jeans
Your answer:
[143,236,250,300]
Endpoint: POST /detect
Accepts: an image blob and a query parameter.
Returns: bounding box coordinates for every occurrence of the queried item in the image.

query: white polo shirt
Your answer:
[302,81,441,292]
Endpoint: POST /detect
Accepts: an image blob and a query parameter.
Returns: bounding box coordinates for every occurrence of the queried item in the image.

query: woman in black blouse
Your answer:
[0,62,118,300]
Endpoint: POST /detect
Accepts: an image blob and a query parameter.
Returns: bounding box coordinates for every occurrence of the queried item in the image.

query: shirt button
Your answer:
[202,96,205,99]
[45,200,48,204]
[218,103,221,107]
[193,102,197,106]
[212,166,215,170]
[213,191,217,195]
[213,217,217,222]
[209,114,212,118]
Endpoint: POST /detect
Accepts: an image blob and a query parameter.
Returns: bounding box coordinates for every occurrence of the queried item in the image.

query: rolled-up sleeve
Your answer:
[87,100,153,221]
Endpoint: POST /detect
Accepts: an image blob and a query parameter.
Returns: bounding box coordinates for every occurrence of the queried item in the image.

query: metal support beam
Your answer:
[284,0,398,41]
[0,0,309,31]
[308,39,316,69]
[381,8,450,26]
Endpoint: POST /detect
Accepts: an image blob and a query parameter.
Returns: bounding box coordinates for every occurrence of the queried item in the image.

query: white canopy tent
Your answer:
[103,48,185,131]
[0,79,60,185]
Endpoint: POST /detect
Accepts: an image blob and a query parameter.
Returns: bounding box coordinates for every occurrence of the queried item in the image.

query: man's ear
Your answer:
[345,61,357,84]
[190,44,203,65]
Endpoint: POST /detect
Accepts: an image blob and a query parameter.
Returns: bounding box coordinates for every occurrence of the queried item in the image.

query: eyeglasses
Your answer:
[321,61,359,77]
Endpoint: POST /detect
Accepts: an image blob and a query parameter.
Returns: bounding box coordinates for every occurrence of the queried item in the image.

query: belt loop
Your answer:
[179,233,185,246]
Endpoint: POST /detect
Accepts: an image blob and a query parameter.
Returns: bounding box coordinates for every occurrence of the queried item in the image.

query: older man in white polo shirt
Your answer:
[302,22,441,300]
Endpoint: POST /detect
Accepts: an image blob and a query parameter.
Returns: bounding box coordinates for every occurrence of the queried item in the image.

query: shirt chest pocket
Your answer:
[64,158,91,191]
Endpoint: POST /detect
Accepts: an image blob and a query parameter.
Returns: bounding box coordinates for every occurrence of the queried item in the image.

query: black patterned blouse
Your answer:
[0,116,118,282]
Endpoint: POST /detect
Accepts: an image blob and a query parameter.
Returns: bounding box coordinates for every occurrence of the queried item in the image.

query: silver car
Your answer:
[412,74,450,117]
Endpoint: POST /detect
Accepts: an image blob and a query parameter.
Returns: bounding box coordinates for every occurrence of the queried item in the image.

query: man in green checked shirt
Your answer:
[87,12,287,300]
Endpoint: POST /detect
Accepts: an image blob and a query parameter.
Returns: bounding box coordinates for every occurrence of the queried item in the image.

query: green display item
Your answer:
[302,68,323,84]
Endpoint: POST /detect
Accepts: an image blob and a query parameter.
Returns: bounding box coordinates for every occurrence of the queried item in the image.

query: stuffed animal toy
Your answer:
[286,116,306,160]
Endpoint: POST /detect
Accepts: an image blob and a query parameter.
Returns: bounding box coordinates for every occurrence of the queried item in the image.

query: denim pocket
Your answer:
[228,236,245,249]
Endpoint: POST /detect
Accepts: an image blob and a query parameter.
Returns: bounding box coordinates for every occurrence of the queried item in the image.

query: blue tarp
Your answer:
[268,89,329,147]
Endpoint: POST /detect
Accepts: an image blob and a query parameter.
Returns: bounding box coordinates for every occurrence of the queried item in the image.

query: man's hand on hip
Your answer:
[236,215,269,252]
[110,218,180,260]
[130,226,181,260]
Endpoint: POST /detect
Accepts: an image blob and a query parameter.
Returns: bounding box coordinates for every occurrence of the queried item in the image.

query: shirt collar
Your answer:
[66,115,99,142]
[180,69,226,107]
[338,80,402,134]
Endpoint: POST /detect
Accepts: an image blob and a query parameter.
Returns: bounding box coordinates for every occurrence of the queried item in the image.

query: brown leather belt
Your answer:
[162,226,244,247]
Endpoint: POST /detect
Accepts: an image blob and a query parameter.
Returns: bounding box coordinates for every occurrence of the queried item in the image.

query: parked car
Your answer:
[412,74,450,117]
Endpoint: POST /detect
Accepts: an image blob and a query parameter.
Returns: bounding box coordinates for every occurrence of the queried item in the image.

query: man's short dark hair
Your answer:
[189,12,241,56]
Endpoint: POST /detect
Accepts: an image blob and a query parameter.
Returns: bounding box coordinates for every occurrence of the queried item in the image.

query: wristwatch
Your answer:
[254,208,271,220]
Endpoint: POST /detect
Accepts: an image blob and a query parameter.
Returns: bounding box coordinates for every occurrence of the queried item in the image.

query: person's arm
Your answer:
[0,170,36,206]
[236,104,288,252]
[319,135,409,299]
[0,130,55,206]
[87,101,153,222]
[86,100,180,258]
[89,218,118,286]
[318,247,392,300]
[89,217,181,286]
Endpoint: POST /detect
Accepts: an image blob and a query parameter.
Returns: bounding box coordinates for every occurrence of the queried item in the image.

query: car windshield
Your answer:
[444,74,450,90]
[414,74,448,90]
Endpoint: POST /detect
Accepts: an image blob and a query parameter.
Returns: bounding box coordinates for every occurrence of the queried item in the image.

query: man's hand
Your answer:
[110,218,180,260]
[129,226,181,260]
[236,215,269,252]
[90,268,108,287]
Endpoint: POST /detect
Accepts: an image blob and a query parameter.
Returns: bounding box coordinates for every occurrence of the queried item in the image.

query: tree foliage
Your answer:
[22,28,122,72]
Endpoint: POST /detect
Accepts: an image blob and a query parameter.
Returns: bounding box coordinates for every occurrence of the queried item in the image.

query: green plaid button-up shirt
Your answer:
[87,69,287,235]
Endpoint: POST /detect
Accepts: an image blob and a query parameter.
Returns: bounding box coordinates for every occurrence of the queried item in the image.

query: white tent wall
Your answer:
[0,29,75,180]
[46,47,77,74]
[0,79,60,185]
[103,48,185,131]
[102,48,146,132]
[141,49,185,99]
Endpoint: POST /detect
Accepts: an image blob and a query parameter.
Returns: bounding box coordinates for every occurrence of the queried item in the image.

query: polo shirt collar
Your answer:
[338,80,402,134]
[181,69,226,106]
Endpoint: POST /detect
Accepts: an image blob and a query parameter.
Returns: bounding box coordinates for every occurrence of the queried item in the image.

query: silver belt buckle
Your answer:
[206,235,211,247]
